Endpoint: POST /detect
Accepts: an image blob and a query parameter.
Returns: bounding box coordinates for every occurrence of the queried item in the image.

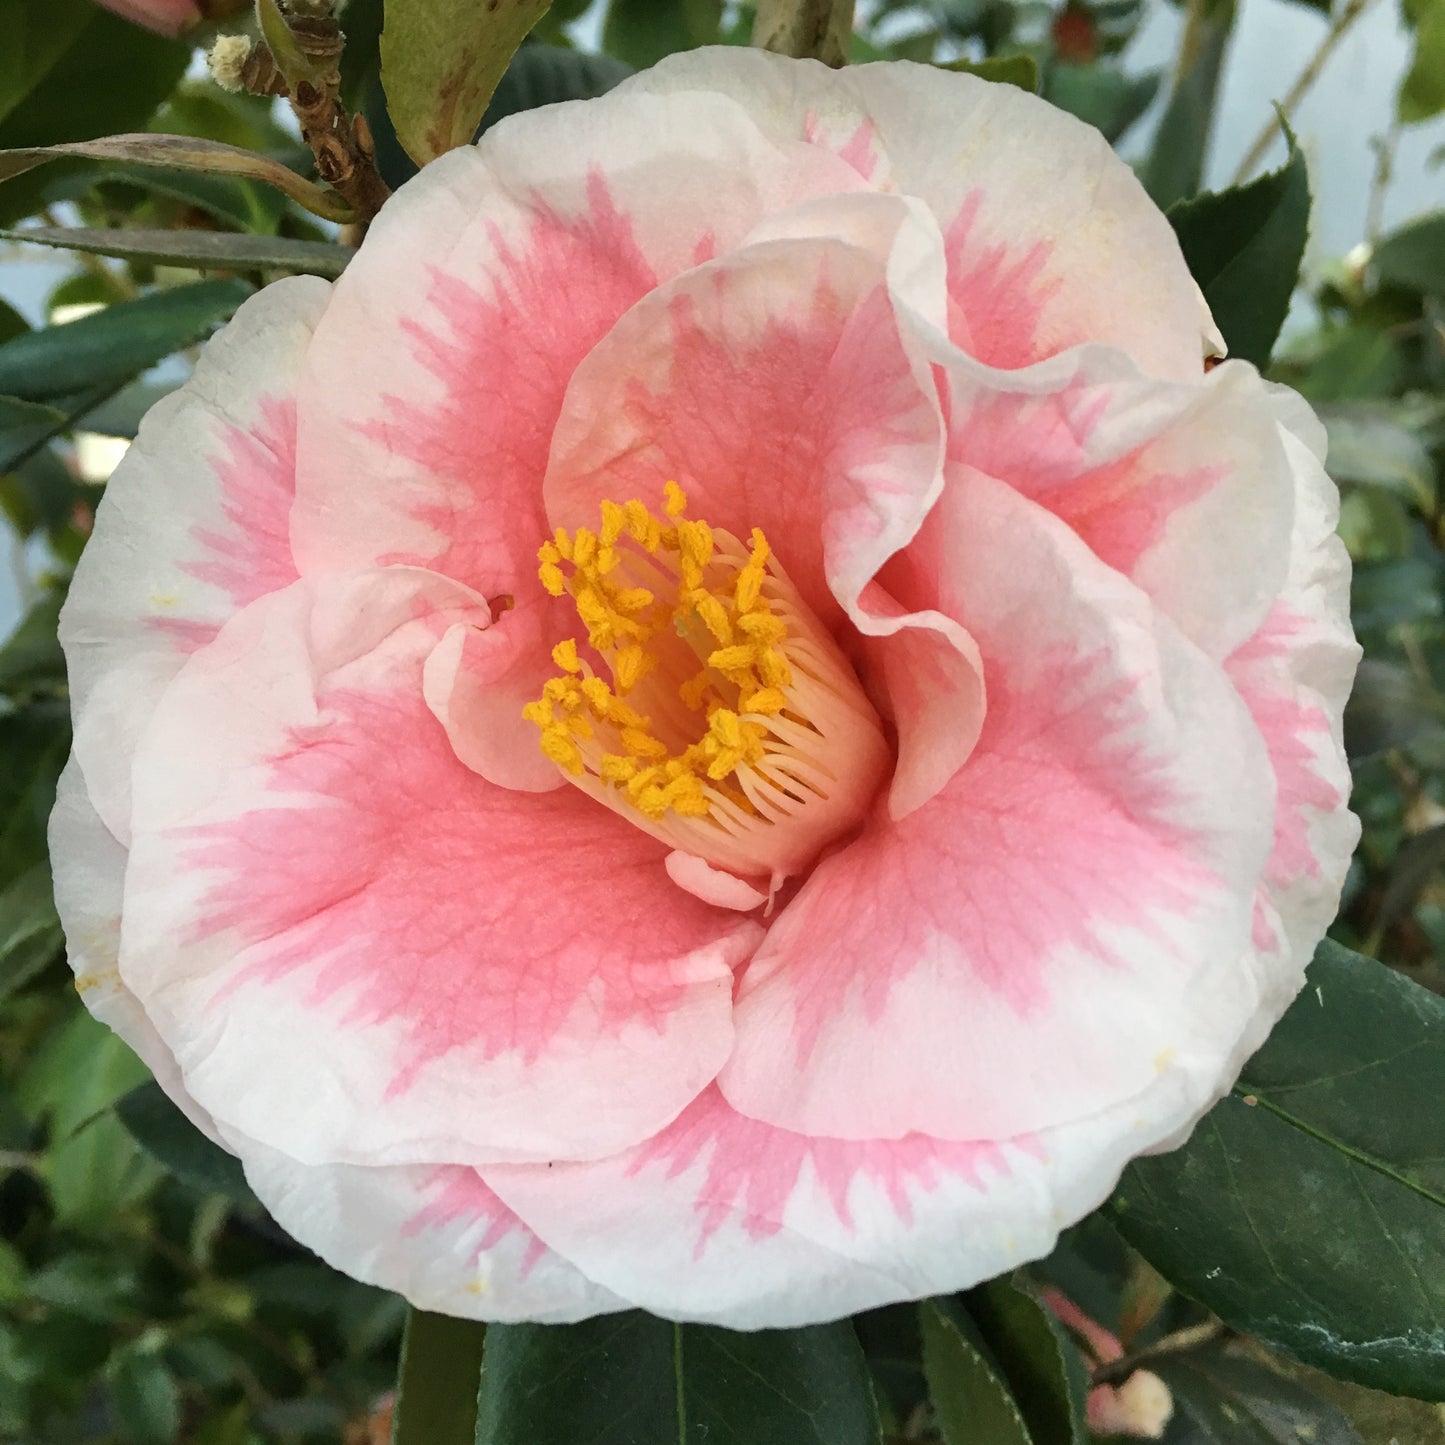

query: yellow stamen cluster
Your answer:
[522,483,797,822]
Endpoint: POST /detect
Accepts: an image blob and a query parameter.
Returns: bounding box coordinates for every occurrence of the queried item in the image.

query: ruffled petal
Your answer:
[541,196,983,817]
[119,569,755,1169]
[60,276,327,842]
[231,1132,628,1323]
[617,49,1210,378]
[938,349,1298,661]
[289,90,868,593]
[719,472,1276,1142]
[48,758,223,1144]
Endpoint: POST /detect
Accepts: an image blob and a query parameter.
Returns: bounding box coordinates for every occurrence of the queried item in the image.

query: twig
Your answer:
[1365,118,1402,243]
[752,0,855,65]
[1232,0,1377,184]
[1091,1319,1226,1387]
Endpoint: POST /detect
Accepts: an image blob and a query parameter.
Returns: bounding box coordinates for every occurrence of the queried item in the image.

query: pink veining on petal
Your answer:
[630,1087,1007,1251]
[180,681,731,1091]
[950,383,1223,576]
[366,171,658,591]
[405,1168,548,1275]
[801,113,882,182]
[153,397,300,652]
[772,639,1213,1065]
[944,193,1062,368]
[1228,606,1342,889]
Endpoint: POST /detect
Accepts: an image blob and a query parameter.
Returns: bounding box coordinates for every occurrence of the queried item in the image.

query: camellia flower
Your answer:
[52,49,1358,1327]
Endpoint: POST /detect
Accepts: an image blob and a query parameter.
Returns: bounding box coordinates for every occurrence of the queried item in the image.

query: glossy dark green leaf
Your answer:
[921,1301,1034,1445]
[942,54,1040,92]
[604,0,723,69]
[0,394,67,474]
[1371,210,1445,295]
[0,590,64,696]
[962,1274,1089,1445]
[0,10,190,226]
[1343,657,1445,759]
[0,863,62,1002]
[1158,1348,1363,1444]
[0,701,68,879]
[1,226,354,279]
[391,1308,486,1445]
[1110,940,1445,1399]
[0,0,93,130]
[1166,128,1309,367]
[1139,0,1235,209]
[115,1082,253,1205]
[479,44,635,134]
[0,279,250,402]
[476,1312,882,1444]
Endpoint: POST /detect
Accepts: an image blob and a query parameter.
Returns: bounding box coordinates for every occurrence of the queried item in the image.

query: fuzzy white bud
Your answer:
[207,34,252,93]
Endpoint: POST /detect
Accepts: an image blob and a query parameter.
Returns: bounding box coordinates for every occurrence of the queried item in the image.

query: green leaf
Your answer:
[920,1301,1034,1445]
[381,0,555,167]
[941,54,1041,92]
[0,279,251,402]
[0,10,190,226]
[0,863,62,1002]
[1139,0,1236,209]
[1343,657,1445,758]
[962,1273,1089,1445]
[0,394,67,474]
[603,0,724,69]
[1158,1348,1364,1444]
[1370,822,1445,942]
[1043,62,1158,138]
[1166,127,1309,368]
[479,44,635,134]
[1371,210,1445,294]
[1320,402,1436,510]
[0,702,69,879]
[115,1082,254,1204]
[1109,940,1445,1399]
[0,0,94,130]
[1399,0,1445,123]
[0,133,353,225]
[2,225,354,279]
[109,1343,181,1445]
[0,590,65,696]
[391,1308,487,1445]
[475,1312,883,1444]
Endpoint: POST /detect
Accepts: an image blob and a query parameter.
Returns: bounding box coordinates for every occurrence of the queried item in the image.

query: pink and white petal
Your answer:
[720,473,1276,1143]
[49,758,223,1144]
[1227,422,1359,971]
[289,91,869,592]
[422,589,571,793]
[485,1051,1223,1329]
[61,275,327,844]
[616,49,1210,378]
[230,1134,630,1323]
[541,215,984,812]
[938,350,1297,660]
[119,568,754,1169]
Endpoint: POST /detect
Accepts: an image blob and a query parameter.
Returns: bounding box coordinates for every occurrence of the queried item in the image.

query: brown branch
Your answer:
[751,0,855,66]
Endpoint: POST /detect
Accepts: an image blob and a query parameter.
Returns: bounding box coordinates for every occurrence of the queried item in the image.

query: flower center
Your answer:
[523,484,891,883]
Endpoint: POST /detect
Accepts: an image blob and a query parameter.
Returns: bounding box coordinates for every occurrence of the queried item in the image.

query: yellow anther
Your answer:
[707,645,757,675]
[741,687,787,716]
[526,485,803,825]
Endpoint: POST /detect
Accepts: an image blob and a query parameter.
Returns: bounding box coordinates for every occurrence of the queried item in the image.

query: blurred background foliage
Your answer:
[0,0,1443,1441]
